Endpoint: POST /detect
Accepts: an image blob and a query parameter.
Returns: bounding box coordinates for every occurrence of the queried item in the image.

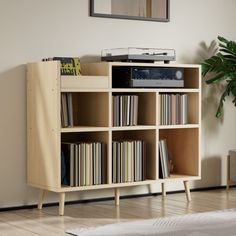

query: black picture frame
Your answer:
[90,0,170,22]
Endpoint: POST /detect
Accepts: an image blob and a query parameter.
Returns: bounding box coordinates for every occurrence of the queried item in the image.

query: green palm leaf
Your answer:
[201,36,236,118]
[206,72,236,84]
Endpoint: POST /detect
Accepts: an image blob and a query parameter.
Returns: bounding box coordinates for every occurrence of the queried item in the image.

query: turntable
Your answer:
[101,47,175,63]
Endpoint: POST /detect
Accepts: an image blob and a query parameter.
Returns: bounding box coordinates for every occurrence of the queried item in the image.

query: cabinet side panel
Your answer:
[27,61,60,190]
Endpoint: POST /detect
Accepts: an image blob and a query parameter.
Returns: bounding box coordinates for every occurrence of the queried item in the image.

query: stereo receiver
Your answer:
[112,66,184,88]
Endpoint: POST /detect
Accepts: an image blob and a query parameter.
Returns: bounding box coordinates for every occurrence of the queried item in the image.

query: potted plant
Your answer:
[201,36,236,118]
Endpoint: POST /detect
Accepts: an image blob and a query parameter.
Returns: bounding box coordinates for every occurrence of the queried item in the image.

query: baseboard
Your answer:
[0,185,232,212]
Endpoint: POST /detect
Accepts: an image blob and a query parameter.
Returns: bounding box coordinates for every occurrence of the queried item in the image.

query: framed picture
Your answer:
[90,0,169,22]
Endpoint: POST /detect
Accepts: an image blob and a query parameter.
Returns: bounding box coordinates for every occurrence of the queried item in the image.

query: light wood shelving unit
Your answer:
[27,61,201,215]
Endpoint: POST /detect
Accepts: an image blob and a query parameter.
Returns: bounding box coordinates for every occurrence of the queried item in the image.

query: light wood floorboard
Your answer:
[0,189,236,235]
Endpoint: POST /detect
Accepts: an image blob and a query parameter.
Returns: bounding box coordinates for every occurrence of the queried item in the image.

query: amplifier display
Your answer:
[112,66,184,88]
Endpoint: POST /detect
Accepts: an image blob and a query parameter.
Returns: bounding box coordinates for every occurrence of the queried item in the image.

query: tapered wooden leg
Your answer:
[38,189,45,209]
[148,184,152,194]
[184,180,191,202]
[227,155,230,191]
[115,188,120,206]
[161,182,166,197]
[116,205,120,218]
[59,193,65,216]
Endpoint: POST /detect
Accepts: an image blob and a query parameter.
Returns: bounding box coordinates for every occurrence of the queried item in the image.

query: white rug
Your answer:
[66,208,236,236]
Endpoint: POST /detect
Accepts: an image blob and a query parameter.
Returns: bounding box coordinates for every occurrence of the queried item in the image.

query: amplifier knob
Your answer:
[176,70,183,80]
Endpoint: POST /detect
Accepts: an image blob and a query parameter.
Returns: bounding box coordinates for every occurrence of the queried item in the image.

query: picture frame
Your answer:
[90,0,170,22]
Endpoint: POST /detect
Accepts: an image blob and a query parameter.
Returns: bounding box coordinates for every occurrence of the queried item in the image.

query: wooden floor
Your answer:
[1,189,236,236]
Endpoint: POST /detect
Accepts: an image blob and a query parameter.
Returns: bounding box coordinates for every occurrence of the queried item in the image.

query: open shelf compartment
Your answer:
[112,92,156,126]
[61,92,109,128]
[159,128,200,177]
[183,67,200,89]
[112,129,157,181]
[61,131,109,187]
[158,92,199,126]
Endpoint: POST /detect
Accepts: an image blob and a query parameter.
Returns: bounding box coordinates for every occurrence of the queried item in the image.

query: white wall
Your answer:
[0,0,236,208]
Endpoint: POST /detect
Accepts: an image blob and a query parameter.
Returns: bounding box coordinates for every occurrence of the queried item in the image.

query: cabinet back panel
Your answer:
[72,92,109,127]
[184,68,199,88]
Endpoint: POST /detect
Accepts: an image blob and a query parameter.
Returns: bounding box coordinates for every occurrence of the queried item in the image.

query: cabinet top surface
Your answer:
[84,61,201,68]
[28,61,201,68]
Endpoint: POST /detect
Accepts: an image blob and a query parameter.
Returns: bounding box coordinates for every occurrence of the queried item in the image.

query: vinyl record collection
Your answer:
[61,93,74,127]
[112,140,146,183]
[159,139,171,178]
[61,142,106,187]
[160,94,188,125]
[113,95,138,126]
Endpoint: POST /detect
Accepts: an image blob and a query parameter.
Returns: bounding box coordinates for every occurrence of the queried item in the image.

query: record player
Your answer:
[101,47,175,63]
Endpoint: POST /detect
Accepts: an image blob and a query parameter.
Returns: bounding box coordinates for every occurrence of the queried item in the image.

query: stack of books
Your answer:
[61,142,106,187]
[112,140,145,183]
[160,94,188,125]
[113,95,138,126]
[61,93,73,127]
[159,139,171,178]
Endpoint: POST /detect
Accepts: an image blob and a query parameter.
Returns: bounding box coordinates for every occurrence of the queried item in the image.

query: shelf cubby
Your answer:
[61,131,108,186]
[159,128,200,177]
[158,92,199,126]
[183,67,200,89]
[67,92,109,127]
[112,129,157,180]
[112,92,156,126]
